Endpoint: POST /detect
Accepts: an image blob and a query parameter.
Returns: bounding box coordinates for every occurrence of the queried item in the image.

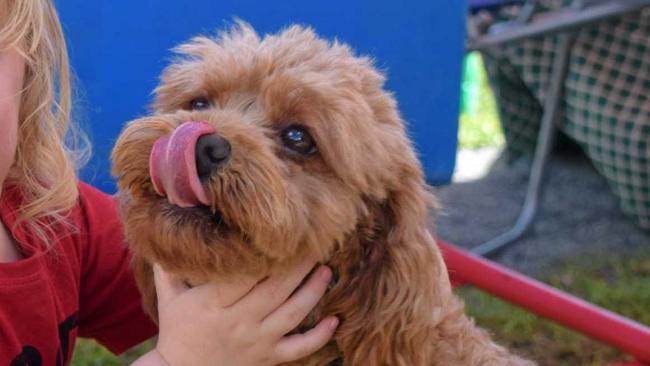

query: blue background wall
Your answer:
[56,1,465,193]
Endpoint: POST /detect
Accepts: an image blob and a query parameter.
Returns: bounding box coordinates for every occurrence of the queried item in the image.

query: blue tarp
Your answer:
[56,1,465,192]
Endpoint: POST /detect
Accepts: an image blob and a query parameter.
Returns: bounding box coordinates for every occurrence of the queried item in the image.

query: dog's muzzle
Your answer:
[149,121,229,207]
[195,133,231,180]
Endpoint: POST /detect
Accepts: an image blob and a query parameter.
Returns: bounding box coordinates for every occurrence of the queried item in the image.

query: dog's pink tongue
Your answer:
[149,122,216,207]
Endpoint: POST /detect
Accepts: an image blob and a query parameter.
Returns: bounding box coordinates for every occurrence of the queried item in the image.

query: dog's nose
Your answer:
[195,133,231,179]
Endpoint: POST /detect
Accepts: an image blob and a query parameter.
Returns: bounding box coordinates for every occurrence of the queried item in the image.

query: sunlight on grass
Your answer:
[459,52,504,149]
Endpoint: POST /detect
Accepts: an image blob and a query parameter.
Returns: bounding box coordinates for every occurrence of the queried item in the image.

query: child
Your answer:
[0,1,337,365]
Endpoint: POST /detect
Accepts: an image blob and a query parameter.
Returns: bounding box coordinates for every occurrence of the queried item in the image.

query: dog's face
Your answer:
[112,23,424,281]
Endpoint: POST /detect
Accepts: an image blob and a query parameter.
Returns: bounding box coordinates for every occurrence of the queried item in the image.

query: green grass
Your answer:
[459,249,650,366]
[71,339,152,366]
[459,111,504,149]
[459,52,505,149]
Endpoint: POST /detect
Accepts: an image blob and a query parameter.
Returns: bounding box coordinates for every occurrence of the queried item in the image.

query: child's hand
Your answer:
[135,259,337,366]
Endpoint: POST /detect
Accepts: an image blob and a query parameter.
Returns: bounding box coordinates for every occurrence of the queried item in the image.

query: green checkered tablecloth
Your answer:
[482,9,650,230]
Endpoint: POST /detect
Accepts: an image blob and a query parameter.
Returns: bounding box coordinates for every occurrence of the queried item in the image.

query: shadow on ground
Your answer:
[434,149,649,275]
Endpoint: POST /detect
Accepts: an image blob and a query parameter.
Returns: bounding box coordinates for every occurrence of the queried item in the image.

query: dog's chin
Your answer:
[163,202,230,235]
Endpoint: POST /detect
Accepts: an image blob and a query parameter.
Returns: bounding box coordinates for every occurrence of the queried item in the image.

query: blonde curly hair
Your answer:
[1,0,88,244]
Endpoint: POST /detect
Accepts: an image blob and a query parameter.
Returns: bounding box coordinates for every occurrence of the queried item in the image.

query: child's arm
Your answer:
[133,261,336,366]
[75,183,158,351]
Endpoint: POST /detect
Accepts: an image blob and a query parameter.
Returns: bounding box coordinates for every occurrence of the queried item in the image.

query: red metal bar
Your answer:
[437,241,650,364]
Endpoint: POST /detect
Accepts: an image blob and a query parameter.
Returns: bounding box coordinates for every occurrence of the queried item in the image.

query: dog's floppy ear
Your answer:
[132,256,159,323]
[328,164,452,365]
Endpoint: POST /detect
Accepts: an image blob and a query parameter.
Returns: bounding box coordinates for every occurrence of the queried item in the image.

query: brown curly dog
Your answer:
[111,22,534,366]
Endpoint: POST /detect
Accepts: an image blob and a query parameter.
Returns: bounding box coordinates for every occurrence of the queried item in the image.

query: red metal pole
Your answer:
[438,241,650,364]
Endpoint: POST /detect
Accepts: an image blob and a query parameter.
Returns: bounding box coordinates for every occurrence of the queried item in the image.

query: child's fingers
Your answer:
[235,258,317,319]
[273,316,338,363]
[153,264,188,305]
[261,265,331,335]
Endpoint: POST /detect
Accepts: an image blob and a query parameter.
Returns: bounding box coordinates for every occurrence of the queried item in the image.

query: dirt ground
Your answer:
[434,147,650,275]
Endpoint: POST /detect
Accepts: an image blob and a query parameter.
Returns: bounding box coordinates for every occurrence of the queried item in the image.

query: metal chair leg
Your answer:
[472,33,577,257]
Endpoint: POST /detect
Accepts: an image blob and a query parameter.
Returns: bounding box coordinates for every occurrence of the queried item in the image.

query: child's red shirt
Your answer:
[0,182,157,365]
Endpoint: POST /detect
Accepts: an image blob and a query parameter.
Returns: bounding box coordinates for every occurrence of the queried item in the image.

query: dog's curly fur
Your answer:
[111,22,534,366]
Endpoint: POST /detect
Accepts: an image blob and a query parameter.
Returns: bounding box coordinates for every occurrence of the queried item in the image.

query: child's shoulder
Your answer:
[0,181,122,251]
[72,181,123,242]
[77,181,117,210]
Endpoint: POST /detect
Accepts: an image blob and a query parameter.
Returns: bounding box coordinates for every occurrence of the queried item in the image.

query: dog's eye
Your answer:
[189,97,210,111]
[281,126,317,155]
